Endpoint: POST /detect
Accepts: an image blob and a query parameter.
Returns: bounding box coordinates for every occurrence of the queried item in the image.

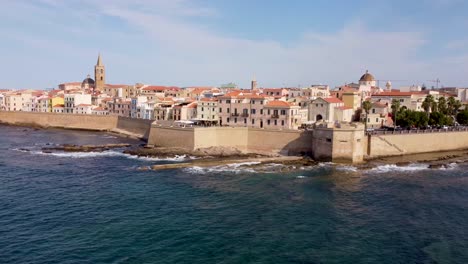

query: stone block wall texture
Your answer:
[368,131,468,158]
[116,117,153,139]
[147,126,195,150]
[0,111,118,131]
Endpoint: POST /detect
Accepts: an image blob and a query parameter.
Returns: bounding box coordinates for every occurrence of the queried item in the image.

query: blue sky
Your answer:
[1,0,468,89]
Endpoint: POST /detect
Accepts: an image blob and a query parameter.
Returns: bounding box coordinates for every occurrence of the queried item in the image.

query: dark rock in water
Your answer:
[396,162,411,167]
[428,164,445,169]
[19,148,30,152]
[42,150,53,154]
[42,143,131,153]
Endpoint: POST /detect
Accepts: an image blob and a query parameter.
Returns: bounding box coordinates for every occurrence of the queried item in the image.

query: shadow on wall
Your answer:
[116,117,153,140]
[279,130,314,156]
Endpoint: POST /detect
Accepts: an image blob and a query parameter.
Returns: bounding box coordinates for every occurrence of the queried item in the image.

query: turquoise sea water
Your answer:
[1,125,468,263]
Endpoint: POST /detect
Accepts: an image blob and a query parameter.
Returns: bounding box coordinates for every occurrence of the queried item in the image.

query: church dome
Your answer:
[82,75,95,86]
[359,70,375,82]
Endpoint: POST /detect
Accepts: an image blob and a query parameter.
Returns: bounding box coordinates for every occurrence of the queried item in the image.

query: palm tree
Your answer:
[447,96,456,115]
[422,95,435,118]
[391,99,400,128]
[438,97,448,115]
[362,100,372,131]
[447,96,462,116]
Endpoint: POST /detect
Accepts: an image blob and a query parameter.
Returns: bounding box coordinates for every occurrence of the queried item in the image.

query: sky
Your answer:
[1,0,468,89]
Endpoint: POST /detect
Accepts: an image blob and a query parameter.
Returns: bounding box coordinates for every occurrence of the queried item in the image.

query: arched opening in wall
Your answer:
[316,114,323,121]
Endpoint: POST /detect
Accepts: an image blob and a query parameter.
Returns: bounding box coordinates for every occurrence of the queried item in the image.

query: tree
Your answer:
[422,95,434,118]
[438,97,448,115]
[446,96,461,116]
[391,99,400,127]
[447,96,456,115]
[457,110,468,125]
[362,100,372,130]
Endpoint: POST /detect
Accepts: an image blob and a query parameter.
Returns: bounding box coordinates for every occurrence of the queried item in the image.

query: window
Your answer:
[316,104,318,107]
[251,109,256,114]
[281,120,284,126]
[202,107,204,111]
[367,118,370,122]
[400,99,404,102]
[376,118,379,122]
[212,115,215,119]
[252,119,255,124]
[235,118,237,123]
[267,120,270,125]
[244,118,247,124]
[260,109,263,114]
[227,108,230,113]
[280,110,286,115]
[201,114,204,118]
[274,120,277,126]
[227,117,230,123]
[260,101,263,104]
[321,104,323,107]
[226,100,231,104]
[372,109,376,114]
[219,107,222,113]
[268,109,271,115]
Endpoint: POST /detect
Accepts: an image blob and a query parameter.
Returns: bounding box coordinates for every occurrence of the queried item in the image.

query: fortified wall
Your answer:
[367,130,468,158]
[147,123,364,163]
[0,111,153,140]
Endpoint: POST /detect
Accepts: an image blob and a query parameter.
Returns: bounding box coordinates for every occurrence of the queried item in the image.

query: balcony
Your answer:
[241,113,249,117]
[271,114,280,118]
[231,113,239,117]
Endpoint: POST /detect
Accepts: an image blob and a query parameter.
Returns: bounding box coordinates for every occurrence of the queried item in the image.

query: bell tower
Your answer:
[94,53,105,91]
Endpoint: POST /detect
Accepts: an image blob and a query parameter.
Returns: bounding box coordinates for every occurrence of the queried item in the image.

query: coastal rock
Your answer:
[42,143,131,153]
[428,164,445,169]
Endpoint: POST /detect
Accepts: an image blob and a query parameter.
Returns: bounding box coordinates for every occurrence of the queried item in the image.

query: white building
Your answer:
[64,93,92,114]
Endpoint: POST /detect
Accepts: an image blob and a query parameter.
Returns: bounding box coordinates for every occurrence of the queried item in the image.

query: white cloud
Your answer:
[1,0,468,88]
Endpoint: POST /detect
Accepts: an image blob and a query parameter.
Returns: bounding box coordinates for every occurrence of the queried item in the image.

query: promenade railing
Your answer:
[366,127,468,136]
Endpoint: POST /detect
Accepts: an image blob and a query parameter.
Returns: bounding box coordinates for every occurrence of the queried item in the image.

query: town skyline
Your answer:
[1,0,468,89]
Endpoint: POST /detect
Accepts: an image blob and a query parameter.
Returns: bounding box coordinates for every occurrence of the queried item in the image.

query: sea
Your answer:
[1,124,468,264]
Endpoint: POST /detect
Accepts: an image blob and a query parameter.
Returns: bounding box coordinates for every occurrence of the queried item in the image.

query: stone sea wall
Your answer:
[0,112,152,139]
[147,125,314,156]
[368,131,468,158]
[0,111,118,131]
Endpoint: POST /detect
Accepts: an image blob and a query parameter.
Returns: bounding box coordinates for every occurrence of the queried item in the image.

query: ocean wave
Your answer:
[367,163,429,173]
[183,162,261,174]
[18,148,191,162]
[335,165,359,172]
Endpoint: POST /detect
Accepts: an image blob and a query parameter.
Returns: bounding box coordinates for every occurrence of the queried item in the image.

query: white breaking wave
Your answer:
[335,165,359,172]
[439,162,459,170]
[32,150,128,158]
[183,162,261,174]
[23,149,191,162]
[368,163,429,173]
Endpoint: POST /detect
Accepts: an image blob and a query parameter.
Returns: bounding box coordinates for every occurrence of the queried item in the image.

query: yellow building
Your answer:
[342,92,361,111]
[48,95,64,112]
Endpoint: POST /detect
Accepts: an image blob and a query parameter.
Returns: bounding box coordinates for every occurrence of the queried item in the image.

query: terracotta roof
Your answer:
[53,104,64,107]
[373,92,414,97]
[265,101,292,107]
[142,85,180,91]
[76,104,92,107]
[322,97,343,103]
[92,107,106,111]
[200,98,217,102]
[187,102,198,108]
[372,102,387,108]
